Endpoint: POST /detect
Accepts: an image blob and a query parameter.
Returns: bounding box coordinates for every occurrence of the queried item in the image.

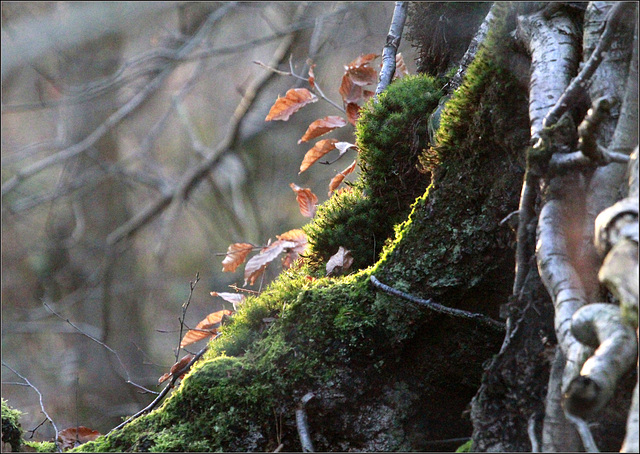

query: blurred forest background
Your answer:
[1,1,418,438]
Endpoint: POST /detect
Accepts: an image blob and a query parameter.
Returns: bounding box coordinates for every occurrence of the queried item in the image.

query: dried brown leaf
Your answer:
[299,139,338,173]
[57,427,102,450]
[308,64,316,90]
[210,292,246,308]
[328,160,357,195]
[326,246,354,276]
[180,310,232,348]
[265,88,318,121]
[277,229,308,268]
[347,65,377,86]
[290,183,319,218]
[394,53,409,79]
[298,116,347,144]
[222,243,254,272]
[345,103,361,126]
[346,53,379,69]
[339,74,363,104]
[334,141,357,157]
[244,239,296,286]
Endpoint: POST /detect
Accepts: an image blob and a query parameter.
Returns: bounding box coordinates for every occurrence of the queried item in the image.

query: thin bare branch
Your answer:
[370,274,505,331]
[106,7,305,246]
[375,2,407,97]
[43,301,157,395]
[107,337,217,436]
[1,361,61,451]
[1,3,236,198]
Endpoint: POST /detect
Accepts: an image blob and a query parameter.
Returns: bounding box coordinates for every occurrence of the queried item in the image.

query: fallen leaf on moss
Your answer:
[326,246,354,276]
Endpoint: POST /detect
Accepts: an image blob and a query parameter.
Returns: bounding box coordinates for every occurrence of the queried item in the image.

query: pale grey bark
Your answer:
[375,1,407,97]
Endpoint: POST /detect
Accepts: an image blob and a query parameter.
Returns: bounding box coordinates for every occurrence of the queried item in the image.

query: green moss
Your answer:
[305,74,443,271]
[79,6,532,449]
[456,439,474,452]
[24,441,57,452]
[2,398,23,452]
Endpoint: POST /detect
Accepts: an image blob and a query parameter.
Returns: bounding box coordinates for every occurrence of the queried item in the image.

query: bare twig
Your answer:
[252,57,344,113]
[43,301,157,395]
[1,3,236,198]
[106,339,215,436]
[370,274,505,331]
[106,9,304,246]
[375,1,407,97]
[1,361,61,451]
[176,273,200,362]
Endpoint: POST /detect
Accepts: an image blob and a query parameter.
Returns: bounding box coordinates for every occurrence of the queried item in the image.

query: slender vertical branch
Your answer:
[375,1,407,97]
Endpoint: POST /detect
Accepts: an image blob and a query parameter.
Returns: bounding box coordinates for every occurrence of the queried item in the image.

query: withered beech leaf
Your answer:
[222,243,254,272]
[170,353,195,376]
[180,310,233,348]
[57,427,102,450]
[326,246,354,276]
[298,116,347,144]
[347,65,377,86]
[290,183,318,218]
[346,53,379,69]
[300,139,339,173]
[210,292,246,310]
[334,142,358,157]
[265,88,318,122]
[339,74,363,104]
[277,229,308,269]
[328,160,358,195]
[244,239,297,286]
[345,103,361,126]
[394,53,409,79]
[308,64,316,90]
[158,353,195,384]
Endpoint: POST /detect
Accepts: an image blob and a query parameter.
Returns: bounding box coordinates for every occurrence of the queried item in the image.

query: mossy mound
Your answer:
[79,6,531,451]
[2,398,23,452]
[305,74,442,271]
[378,1,529,319]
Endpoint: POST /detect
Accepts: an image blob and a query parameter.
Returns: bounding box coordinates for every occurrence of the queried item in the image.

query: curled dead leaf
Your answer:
[265,88,318,122]
[180,310,232,348]
[57,427,102,451]
[210,292,246,310]
[346,53,379,69]
[277,229,308,269]
[345,103,361,126]
[158,353,195,384]
[298,116,347,144]
[244,239,299,286]
[290,183,318,218]
[326,246,354,276]
[308,64,316,90]
[347,65,378,86]
[339,74,363,104]
[222,243,254,272]
[328,160,358,195]
[394,53,409,79]
[299,139,338,173]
